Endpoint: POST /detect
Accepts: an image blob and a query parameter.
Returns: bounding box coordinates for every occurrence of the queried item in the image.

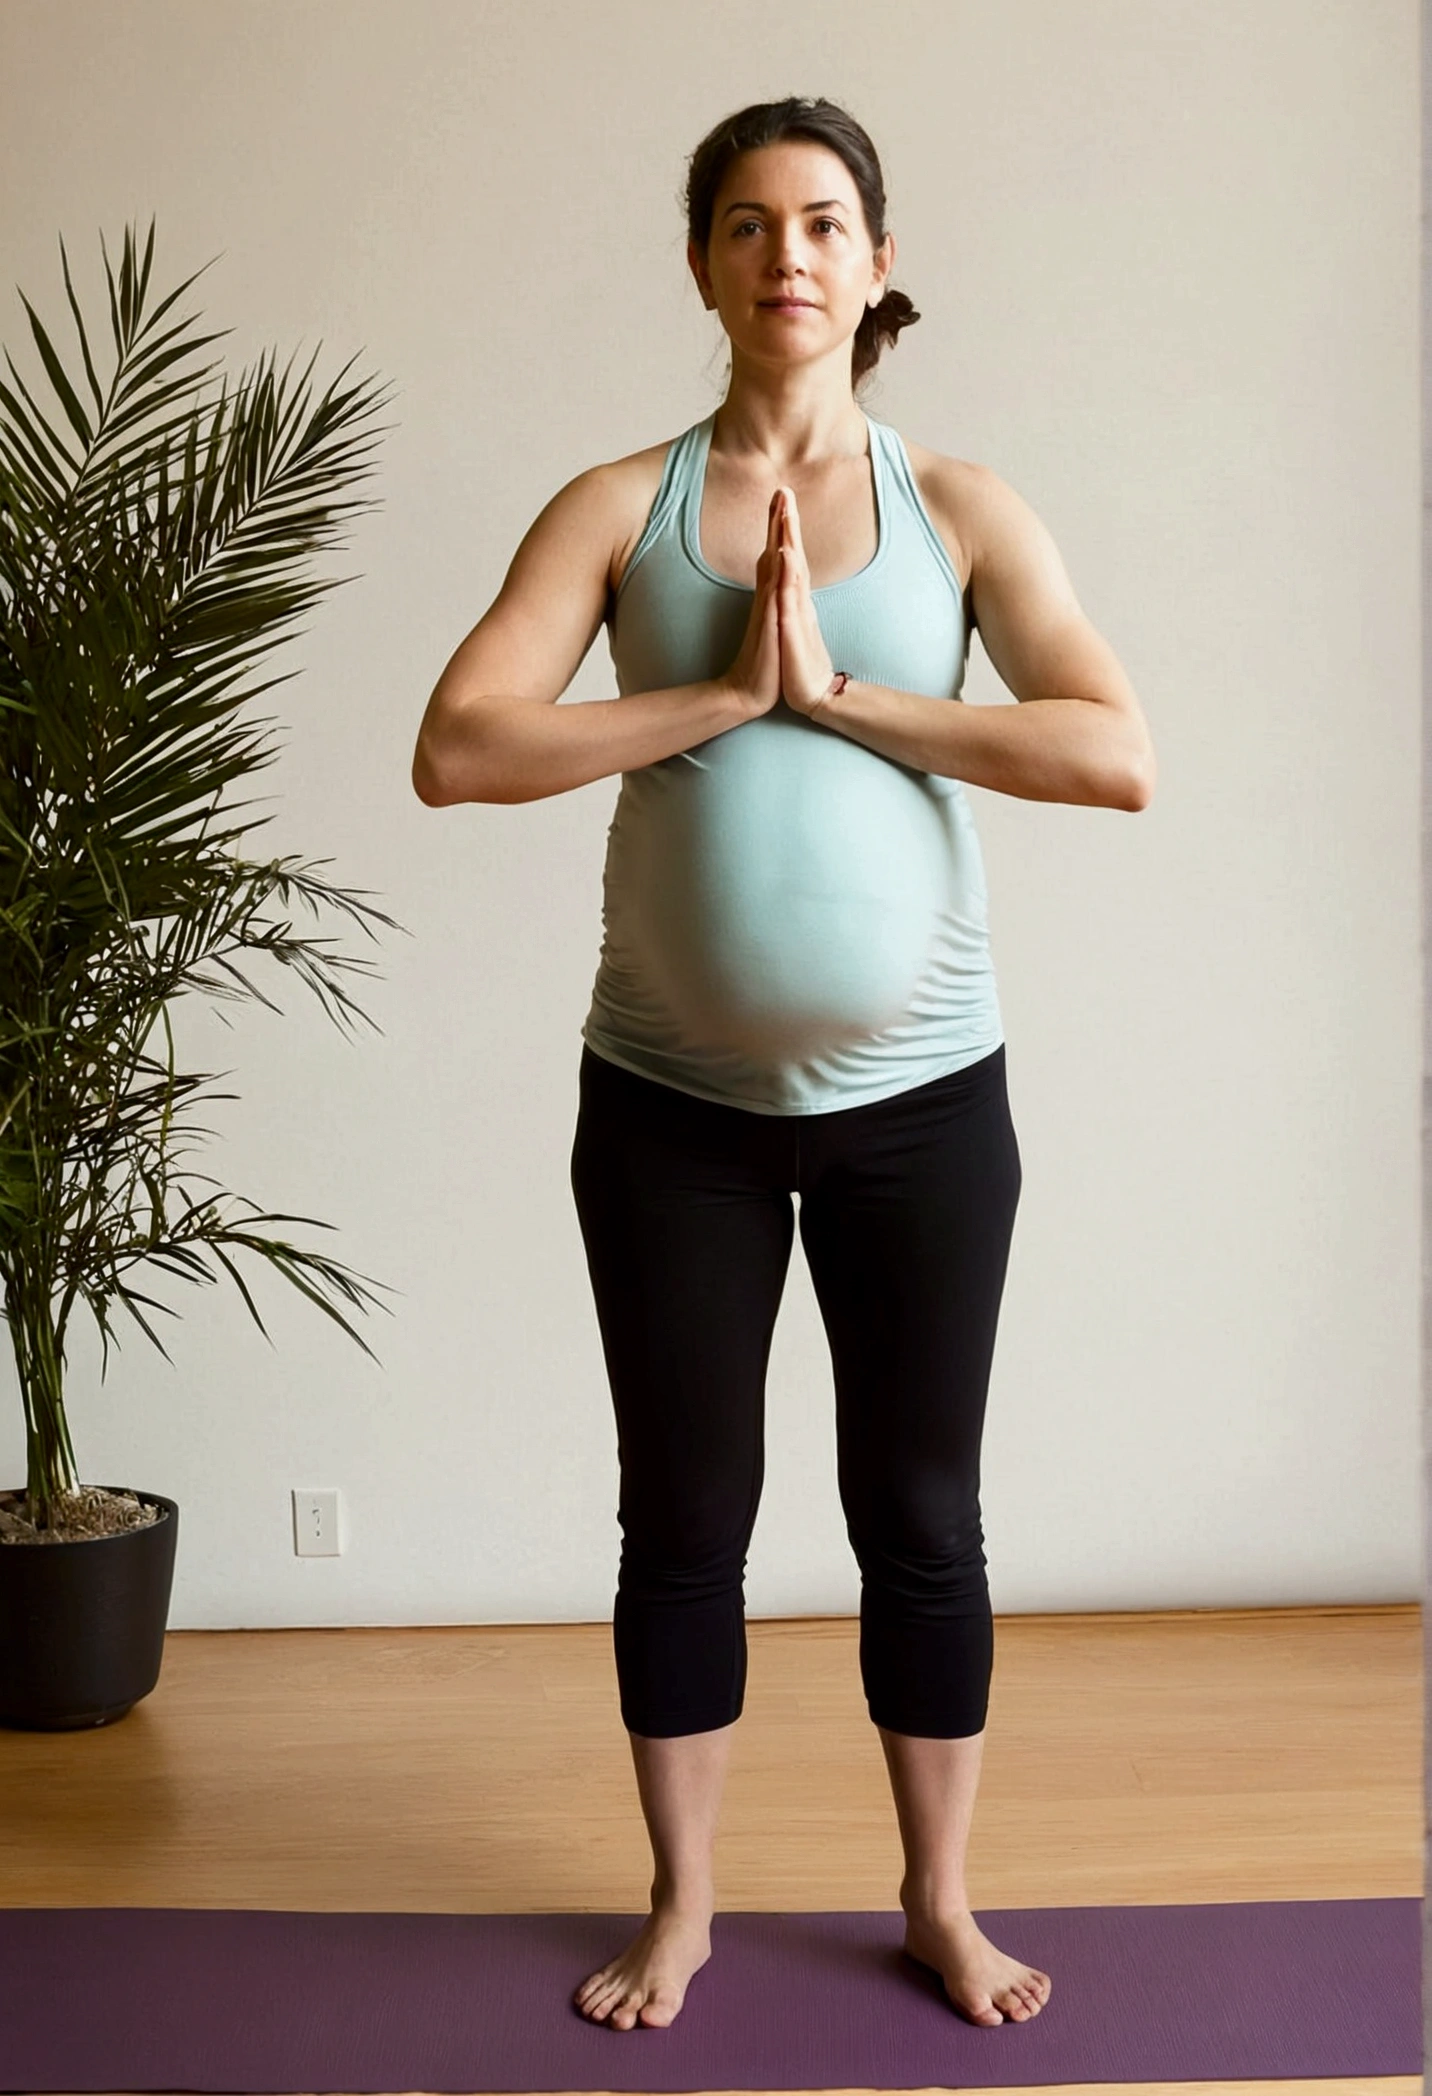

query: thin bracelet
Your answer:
[812,670,849,716]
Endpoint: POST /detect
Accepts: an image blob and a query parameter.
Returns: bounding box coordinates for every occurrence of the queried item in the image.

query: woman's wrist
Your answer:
[810,670,851,720]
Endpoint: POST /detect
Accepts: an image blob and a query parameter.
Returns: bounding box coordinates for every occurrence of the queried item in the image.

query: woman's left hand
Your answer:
[774,489,839,718]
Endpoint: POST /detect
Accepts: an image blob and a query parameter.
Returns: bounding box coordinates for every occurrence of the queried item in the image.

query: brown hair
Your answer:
[684,96,920,392]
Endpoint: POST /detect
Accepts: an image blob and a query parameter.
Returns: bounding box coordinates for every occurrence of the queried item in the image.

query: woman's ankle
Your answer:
[650,1870,716,1917]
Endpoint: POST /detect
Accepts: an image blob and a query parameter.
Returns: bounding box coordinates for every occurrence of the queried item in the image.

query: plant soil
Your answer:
[0,1485,163,1543]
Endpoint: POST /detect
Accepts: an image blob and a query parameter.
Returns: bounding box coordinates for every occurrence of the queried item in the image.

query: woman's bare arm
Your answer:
[412,463,748,806]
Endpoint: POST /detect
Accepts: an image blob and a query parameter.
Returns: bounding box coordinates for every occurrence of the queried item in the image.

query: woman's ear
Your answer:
[871,229,897,302]
[687,238,715,310]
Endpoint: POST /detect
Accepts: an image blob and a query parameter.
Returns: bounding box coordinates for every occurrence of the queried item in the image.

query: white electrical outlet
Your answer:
[292,1489,341,1556]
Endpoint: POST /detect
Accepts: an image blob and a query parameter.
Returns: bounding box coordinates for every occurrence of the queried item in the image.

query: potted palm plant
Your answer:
[0,221,402,1730]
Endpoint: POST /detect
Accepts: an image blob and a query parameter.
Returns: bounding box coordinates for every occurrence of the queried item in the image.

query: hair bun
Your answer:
[865,286,920,363]
[877,287,920,329]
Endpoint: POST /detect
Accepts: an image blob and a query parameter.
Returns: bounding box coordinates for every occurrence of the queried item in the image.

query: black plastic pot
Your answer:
[0,1488,179,1730]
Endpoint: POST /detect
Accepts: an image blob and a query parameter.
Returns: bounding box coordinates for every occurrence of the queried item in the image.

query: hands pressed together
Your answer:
[720,487,842,722]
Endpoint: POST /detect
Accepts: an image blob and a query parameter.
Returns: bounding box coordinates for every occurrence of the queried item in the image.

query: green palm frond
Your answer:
[0,219,406,1527]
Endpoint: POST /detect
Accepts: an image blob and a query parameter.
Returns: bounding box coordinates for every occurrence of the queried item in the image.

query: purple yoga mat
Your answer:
[0,1898,1418,2091]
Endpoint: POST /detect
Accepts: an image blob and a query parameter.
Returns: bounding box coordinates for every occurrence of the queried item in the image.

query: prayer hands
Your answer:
[721,487,838,720]
[772,487,841,716]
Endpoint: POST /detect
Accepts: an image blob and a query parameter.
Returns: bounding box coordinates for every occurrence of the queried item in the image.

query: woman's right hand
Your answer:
[716,489,785,719]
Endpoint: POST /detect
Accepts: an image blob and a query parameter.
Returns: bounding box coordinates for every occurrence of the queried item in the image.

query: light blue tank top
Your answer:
[580,407,1005,1115]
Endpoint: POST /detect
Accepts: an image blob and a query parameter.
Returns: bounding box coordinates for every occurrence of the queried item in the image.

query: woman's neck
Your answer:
[711,371,868,469]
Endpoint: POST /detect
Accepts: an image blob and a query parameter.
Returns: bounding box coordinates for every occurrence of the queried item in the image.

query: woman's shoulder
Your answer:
[595,429,685,504]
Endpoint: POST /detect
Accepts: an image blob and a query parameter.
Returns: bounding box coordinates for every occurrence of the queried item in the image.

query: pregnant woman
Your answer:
[414,95,1155,2034]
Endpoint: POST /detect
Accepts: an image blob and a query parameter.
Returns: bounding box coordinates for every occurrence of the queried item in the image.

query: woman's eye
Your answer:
[732,218,843,237]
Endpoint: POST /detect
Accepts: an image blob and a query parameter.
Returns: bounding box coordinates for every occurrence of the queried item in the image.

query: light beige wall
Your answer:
[1419,0,1429,2054]
[0,0,1418,1631]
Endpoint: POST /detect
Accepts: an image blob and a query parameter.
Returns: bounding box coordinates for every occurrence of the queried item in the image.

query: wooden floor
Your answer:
[1,1602,1420,2096]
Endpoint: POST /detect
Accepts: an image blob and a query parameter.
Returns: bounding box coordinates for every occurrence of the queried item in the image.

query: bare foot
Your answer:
[901,1906,1052,2027]
[573,1902,714,2030]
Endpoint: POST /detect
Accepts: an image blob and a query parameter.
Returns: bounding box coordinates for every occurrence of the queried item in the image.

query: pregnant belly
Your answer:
[607,713,955,1057]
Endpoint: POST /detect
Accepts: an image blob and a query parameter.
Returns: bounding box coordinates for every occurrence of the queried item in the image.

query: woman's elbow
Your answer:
[412,729,454,807]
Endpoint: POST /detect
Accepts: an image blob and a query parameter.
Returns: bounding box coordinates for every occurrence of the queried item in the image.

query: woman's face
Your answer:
[690,141,894,369]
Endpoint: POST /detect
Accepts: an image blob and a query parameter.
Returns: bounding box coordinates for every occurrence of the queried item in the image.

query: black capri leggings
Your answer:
[569,1039,1022,1742]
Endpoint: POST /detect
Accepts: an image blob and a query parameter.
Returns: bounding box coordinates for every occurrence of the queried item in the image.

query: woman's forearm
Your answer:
[415,680,750,805]
[813,680,1152,809]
